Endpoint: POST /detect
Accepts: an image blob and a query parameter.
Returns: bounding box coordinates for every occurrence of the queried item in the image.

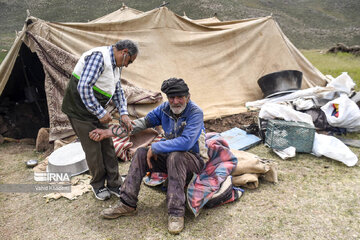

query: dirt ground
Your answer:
[0,113,360,240]
[204,111,258,133]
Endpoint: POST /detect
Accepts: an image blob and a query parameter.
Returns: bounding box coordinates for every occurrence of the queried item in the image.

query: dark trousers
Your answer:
[68,117,122,189]
[120,147,204,217]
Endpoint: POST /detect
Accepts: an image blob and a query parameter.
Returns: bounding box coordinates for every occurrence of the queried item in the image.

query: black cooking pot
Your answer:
[257,70,302,98]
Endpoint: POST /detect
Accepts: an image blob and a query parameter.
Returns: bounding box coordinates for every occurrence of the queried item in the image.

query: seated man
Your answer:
[89,78,207,234]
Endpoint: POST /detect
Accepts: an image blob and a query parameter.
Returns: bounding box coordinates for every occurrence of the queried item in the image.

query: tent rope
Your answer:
[111,118,129,138]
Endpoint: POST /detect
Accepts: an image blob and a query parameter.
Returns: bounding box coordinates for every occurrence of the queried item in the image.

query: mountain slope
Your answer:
[0,0,359,49]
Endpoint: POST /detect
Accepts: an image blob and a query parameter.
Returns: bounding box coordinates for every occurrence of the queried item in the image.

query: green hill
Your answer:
[0,0,359,50]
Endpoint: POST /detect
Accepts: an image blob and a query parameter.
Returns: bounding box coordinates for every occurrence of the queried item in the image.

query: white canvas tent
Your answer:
[90,4,143,23]
[0,6,327,141]
[182,12,221,24]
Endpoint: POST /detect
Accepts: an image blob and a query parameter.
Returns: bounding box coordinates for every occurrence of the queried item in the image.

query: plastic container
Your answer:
[265,119,315,153]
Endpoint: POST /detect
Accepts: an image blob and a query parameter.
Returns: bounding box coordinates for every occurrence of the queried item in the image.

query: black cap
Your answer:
[161,78,189,97]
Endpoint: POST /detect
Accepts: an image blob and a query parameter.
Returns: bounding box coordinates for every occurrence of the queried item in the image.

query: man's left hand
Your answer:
[121,115,134,134]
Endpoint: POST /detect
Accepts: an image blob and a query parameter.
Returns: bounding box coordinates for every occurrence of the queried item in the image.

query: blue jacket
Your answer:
[145,100,207,157]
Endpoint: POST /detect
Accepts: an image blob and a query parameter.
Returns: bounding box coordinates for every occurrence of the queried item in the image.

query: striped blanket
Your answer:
[186,133,238,216]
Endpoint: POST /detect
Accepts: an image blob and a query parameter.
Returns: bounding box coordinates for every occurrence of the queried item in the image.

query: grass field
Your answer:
[302,50,360,91]
[0,51,7,63]
[0,133,359,239]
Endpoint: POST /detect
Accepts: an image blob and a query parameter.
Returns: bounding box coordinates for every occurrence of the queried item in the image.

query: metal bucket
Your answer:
[257,70,302,98]
[47,142,88,177]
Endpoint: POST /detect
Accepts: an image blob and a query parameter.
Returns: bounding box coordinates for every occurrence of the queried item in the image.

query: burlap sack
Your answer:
[230,149,279,188]
[231,149,270,175]
[232,173,260,189]
[261,160,278,183]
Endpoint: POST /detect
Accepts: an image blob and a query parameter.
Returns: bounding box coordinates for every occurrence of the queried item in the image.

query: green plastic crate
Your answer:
[265,119,315,153]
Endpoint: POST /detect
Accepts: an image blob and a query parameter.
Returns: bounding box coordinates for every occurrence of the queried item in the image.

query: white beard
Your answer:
[170,104,187,115]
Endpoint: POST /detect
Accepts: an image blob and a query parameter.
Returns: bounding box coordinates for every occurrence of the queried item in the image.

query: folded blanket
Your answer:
[186,133,238,217]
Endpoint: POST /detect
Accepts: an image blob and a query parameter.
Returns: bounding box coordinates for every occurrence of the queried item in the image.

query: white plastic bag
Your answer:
[327,72,355,95]
[259,103,314,126]
[293,98,315,110]
[273,146,296,160]
[312,133,358,167]
[321,94,360,132]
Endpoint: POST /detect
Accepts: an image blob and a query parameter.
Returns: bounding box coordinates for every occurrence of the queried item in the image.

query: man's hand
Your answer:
[121,114,134,133]
[146,147,157,169]
[99,112,112,124]
[89,128,113,142]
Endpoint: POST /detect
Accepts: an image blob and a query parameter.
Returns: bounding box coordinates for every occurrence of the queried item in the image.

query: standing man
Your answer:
[62,39,138,201]
[89,78,208,234]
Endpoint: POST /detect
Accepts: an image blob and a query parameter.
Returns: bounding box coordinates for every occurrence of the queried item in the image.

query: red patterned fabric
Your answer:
[112,136,133,161]
[112,131,163,162]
